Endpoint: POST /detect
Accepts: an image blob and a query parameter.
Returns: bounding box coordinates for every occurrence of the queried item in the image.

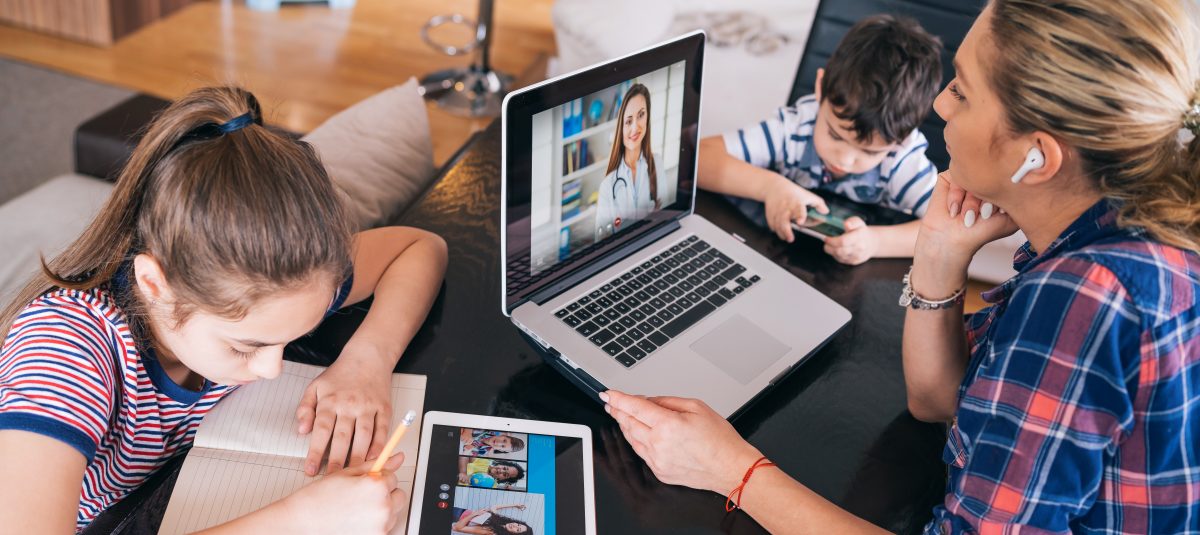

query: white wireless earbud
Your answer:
[1010,146,1045,184]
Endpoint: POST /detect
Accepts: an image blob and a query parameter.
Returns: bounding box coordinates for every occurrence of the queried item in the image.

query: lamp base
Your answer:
[418,65,512,118]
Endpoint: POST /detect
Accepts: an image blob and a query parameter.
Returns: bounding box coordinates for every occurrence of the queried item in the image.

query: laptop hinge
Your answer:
[528,220,682,306]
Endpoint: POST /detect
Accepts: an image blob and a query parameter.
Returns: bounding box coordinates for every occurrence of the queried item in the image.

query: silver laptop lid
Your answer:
[500,31,706,316]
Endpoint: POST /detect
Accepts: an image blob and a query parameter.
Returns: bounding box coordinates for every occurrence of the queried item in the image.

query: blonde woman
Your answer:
[601,0,1200,532]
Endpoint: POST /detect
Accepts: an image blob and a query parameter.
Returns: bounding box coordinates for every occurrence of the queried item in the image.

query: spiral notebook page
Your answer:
[159,361,426,535]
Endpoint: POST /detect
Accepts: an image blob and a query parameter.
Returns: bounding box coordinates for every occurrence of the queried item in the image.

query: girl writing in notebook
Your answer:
[0,86,447,533]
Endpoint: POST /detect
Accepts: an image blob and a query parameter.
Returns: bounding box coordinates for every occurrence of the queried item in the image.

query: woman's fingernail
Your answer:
[604,404,611,414]
[981,202,994,219]
[306,463,316,475]
[950,202,960,217]
[964,210,977,228]
[598,392,610,403]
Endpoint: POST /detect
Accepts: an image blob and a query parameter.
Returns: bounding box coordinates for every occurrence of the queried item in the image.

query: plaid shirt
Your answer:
[926,200,1200,534]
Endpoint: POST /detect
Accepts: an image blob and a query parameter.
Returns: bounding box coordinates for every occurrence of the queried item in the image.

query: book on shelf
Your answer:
[561,140,593,176]
[562,98,584,138]
[608,84,626,121]
[561,199,581,222]
[561,180,582,221]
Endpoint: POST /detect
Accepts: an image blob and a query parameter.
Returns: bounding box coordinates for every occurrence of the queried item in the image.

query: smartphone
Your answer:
[791,207,847,239]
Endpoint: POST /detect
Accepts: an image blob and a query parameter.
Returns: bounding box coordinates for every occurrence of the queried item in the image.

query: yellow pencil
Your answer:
[369,409,418,475]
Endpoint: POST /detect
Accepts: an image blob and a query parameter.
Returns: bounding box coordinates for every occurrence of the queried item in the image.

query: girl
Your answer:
[0,86,447,533]
[602,0,1200,533]
[452,504,533,535]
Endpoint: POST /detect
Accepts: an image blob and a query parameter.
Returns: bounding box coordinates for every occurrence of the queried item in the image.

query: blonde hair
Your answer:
[0,86,352,335]
[987,0,1200,251]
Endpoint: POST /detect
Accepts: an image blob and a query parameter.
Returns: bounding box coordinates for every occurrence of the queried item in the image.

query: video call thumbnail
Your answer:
[528,61,687,275]
[458,457,529,491]
[459,428,529,460]
[422,425,583,535]
[452,487,544,535]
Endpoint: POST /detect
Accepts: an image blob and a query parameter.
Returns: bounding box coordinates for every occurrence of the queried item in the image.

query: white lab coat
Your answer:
[595,153,659,238]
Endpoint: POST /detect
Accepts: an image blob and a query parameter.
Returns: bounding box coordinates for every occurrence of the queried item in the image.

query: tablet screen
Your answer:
[416,425,586,535]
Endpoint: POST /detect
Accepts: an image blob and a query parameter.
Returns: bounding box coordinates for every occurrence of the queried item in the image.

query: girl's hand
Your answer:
[762,176,830,243]
[282,453,407,535]
[297,356,394,476]
[601,390,763,495]
[822,217,876,265]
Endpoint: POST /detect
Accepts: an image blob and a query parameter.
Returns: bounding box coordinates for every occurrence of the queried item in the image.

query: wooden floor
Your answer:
[0,0,556,165]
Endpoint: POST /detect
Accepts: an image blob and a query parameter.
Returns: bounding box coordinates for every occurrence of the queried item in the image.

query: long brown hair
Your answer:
[0,86,352,336]
[988,0,1200,252]
[605,83,658,203]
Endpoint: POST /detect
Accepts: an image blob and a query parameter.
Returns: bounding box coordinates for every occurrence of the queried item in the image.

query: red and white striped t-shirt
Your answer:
[0,287,236,531]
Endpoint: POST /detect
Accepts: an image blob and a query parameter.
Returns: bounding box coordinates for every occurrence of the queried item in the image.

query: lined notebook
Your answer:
[159,361,427,534]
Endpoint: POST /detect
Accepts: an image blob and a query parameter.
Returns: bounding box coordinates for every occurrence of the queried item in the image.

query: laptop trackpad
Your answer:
[690,314,791,385]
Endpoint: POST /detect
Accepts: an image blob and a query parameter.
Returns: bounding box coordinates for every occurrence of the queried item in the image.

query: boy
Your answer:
[698,15,943,265]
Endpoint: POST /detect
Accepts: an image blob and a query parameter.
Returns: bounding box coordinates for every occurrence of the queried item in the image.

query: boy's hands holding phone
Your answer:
[822,217,876,265]
[761,175,829,243]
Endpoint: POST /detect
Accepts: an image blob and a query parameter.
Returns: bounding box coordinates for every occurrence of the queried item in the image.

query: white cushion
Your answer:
[967,232,1025,285]
[0,174,114,304]
[302,78,436,229]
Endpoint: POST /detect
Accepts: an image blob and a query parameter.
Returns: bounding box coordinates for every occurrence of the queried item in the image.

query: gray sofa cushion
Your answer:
[0,173,114,304]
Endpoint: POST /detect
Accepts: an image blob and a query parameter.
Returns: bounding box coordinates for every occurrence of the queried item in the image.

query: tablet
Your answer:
[407,412,596,535]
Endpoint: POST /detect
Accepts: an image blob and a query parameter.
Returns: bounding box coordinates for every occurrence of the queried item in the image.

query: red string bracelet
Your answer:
[725,456,776,512]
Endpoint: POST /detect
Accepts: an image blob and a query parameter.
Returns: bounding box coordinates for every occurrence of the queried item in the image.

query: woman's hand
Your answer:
[281,453,407,535]
[913,173,1018,295]
[296,354,394,476]
[601,391,762,495]
[762,176,830,243]
[922,172,1017,252]
[822,217,876,265]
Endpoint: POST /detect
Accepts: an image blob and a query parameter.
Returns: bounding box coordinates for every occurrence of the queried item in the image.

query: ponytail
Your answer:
[1,86,351,335]
[1114,127,1200,252]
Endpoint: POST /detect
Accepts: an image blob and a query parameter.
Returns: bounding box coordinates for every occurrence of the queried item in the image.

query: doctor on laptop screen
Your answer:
[528,62,685,275]
[595,83,666,236]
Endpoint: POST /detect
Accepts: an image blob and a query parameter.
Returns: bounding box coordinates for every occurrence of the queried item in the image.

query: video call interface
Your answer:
[418,425,585,535]
[527,61,687,276]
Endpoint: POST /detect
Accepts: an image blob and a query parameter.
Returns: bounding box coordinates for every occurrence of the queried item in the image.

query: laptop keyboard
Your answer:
[553,235,761,368]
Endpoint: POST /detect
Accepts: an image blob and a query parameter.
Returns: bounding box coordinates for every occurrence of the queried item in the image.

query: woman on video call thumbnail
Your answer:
[595,83,664,238]
[452,504,532,534]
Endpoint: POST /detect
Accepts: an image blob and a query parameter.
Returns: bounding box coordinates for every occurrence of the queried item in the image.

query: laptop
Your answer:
[500,31,851,419]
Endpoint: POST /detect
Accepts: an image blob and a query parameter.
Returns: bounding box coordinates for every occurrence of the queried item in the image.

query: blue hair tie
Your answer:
[218,112,254,133]
[170,111,259,152]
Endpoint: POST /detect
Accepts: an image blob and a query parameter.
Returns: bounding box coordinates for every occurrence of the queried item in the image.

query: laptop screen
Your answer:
[503,33,704,313]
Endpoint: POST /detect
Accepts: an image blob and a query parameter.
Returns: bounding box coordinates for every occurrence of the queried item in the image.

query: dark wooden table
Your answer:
[93,120,947,534]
